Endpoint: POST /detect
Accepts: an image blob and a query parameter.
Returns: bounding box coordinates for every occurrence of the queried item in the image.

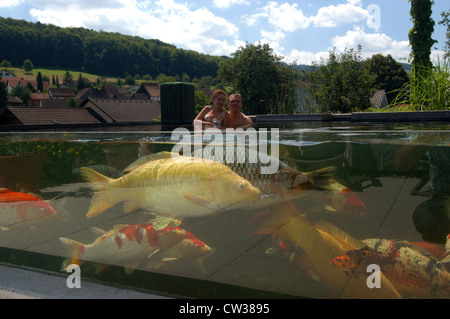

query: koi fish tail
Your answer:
[79,167,115,218]
[59,237,84,271]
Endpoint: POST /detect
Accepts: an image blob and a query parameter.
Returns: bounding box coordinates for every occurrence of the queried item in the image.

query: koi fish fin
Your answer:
[314,220,365,250]
[0,226,11,231]
[124,261,140,274]
[184,194,215,209]
[148,249,161,259]
[302,166,337,183]
[194,258,208,275]
[324,204,338,213]
[152,215,174,231]
[95,264,109,274]
[80,167,115,218]
[91,226,107,238]
[123,152,176,173]
[123,201,140,214]
[59,237,85,270]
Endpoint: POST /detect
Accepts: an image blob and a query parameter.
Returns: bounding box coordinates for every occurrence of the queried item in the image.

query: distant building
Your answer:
[83,98,161,123]
[0,107,101,126]
[0,70,15,78]
[48,88,75,99]
[370,90,389,109]
[135,82,160,101]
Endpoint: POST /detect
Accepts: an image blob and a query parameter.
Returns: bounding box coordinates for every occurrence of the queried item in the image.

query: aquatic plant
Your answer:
[390,58,450,110]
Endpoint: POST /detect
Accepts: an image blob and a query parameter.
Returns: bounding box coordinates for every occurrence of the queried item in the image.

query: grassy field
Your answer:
[3,66,116,83]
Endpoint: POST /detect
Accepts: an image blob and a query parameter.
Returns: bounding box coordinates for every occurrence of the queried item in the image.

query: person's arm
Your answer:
[193,106,213,128]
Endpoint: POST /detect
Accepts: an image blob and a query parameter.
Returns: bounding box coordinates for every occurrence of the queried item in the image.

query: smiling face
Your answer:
[228,94,242,112]
[210,90,227,111]
[213,94,226,109]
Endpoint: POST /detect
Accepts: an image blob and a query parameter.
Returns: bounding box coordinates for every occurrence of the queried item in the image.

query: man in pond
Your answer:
[227,94,253,129]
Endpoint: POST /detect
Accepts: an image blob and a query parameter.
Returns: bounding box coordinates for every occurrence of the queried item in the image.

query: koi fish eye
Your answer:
[238,183,245,190]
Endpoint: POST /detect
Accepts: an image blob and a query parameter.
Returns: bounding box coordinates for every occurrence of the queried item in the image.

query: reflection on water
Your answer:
[0,122,449,299]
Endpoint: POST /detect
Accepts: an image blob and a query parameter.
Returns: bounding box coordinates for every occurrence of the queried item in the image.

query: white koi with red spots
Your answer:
[60,223,186,274]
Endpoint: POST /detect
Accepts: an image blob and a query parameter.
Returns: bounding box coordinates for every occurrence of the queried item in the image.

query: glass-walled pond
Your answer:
[0,122,449,299]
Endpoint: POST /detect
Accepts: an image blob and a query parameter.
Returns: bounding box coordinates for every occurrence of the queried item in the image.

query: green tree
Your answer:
[63,71,73,87]
[194,89,209,115]
[439,10,450,59]
[36,72,44,92]
[12,85,31,106]
[409,0,437,68]
[218,42,297,114]
[22,59,34,73]
[1,60,12,68]
[77,74,91,91]
[309,46,376,113]
[124,75,136,85]
[365,54,409,104]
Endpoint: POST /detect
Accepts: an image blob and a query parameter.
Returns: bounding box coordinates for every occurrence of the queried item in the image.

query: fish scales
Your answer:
[81,155,261,221]
[60,224,186,273]
[332,238,450,298]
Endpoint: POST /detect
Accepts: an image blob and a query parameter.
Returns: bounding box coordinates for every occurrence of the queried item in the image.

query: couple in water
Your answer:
[193,90,253,129]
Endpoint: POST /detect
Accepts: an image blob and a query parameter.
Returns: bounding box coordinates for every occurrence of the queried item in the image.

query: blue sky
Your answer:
[0,0,448,65]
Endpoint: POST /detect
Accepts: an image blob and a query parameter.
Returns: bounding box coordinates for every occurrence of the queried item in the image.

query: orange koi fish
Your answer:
[301,167,367,217]
[253,201,400,298]
[60,223,186,274]
[321,182,367,217]
[0,188,56,229]
[146,229,212,274]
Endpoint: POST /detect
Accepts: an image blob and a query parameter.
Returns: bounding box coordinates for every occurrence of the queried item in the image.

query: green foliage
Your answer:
[0,17,222,79]
[439,10,450,59]
[365,54,409,104]
[22,59,33,73]
[11,85,32,106]
[309,46,376,113]
[36,72,43,92]
[409,0,437,68]
[218,42,297,115]
[62,71,73,87]
[390,58,450,110]
[194,89,209,114]
[1,60,12,68]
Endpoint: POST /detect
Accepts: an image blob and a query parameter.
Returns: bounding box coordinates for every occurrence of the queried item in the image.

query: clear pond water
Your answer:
[0,121,449,299]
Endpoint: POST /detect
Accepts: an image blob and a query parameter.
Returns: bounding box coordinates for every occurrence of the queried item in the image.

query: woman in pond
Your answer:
[193,89,231,129]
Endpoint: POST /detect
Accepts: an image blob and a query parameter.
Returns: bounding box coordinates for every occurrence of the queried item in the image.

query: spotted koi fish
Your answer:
[330,238,450,299]
[146,229,212,274]
[0,188,56,229]
[60,223,186,274]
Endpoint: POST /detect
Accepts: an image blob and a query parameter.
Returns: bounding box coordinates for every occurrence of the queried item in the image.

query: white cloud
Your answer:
[284,49,329,65]
[0,0,23,8]
[331,27,410,61]
[310,1,369,28]
[28,0,241,57]
[213,0,250,9]
[245,1,310,32]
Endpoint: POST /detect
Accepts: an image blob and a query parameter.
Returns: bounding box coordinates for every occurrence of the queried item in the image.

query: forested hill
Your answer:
[0,17,224,79]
